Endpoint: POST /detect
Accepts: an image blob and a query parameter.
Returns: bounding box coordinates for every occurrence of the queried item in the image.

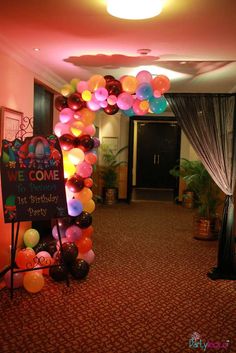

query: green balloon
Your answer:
[24,228,40,248]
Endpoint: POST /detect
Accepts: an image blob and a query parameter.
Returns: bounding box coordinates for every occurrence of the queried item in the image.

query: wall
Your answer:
[0,51,60,272]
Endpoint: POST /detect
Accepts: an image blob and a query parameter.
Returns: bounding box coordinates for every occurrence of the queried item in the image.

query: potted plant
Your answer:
[100,144,128,205]
[170,159,201,208]
[170,159,222,239]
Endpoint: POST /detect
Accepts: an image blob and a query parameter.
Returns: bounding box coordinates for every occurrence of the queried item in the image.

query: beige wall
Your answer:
[0,51,59,272]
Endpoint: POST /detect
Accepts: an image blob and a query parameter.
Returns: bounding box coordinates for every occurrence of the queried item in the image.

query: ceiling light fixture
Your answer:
[106,0,164,20]
[33,48,40,52]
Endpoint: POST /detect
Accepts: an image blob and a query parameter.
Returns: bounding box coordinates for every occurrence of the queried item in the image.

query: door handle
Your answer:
[157,154,160,165]
[153,154,156,165]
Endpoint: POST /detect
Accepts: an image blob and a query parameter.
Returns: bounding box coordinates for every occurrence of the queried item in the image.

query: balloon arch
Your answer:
[53,70,170,273]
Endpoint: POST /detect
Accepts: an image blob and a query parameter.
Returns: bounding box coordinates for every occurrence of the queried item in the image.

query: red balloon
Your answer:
[68,93,84,111]
[79,135,95,152]
[66,175,84,193]
[106,80,122,96]
[84,178,93,188]
[55,95,68,111]
[103,104,119,115]
[59,134,75,151]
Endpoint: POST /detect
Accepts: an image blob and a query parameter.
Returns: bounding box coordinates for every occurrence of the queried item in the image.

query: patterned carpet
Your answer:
[0,202,236,353]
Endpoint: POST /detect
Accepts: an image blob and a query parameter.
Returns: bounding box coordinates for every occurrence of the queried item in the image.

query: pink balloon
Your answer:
[117,92,133,110]
[65,225,82,242]
[136,70,153,83]
[76,161,93,178]
[132,99,145,115]
[100,100,108,108]
[83,124,96,136]
[86,94,101,111]
[107,95,117,105]
[77,81,88,93]
[36,251,52,266]
[94,87,108,101]
[59,108,74,123]
[78,249,95,265]
[4,270,24,289]
[54,122,70,137]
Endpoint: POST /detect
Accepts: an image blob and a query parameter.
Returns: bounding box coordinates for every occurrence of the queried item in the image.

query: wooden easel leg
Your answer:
[56,219,70,287]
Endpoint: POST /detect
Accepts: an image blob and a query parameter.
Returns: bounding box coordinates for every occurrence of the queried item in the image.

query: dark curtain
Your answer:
[166,93,236,279]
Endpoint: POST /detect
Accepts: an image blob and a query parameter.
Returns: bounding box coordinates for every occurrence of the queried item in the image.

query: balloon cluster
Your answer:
[54,71,170,118]
[4,227,92,293]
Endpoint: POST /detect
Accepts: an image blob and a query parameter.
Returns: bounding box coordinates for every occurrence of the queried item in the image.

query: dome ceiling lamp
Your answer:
[106,0,165,20]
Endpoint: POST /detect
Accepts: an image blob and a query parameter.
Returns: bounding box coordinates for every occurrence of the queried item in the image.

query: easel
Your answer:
[1,119,70,299]
[9,218,69,299]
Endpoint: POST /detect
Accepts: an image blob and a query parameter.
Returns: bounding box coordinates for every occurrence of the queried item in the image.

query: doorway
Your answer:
[127,116,181,202]
[32,81,54,236]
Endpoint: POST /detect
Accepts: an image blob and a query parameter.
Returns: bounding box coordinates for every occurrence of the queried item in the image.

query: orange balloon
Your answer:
[88,75,106,92]
[151,75,170,94]
[82,225,94,238]
[121,76,138,94]
[79,108,95,126]
[23,272,45,293]
[74,187,93,204]
[76,237,92,254]
[83,199,95,213]
[16,248,36,269]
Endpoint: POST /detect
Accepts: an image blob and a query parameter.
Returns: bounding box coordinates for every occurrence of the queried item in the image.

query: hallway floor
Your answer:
[0,202,235,353]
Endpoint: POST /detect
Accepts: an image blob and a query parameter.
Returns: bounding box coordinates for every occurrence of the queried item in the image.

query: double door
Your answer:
[136,122,180,189]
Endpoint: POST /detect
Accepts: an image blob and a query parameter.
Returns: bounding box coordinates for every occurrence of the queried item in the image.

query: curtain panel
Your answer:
[166,93,236,279]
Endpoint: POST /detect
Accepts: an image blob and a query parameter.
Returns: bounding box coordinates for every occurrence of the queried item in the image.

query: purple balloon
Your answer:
[67,199,83,217]
[52,224,67,240]
[93,137,100,148]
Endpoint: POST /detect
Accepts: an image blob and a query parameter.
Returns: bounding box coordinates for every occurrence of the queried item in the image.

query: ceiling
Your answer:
[0,0,236,93]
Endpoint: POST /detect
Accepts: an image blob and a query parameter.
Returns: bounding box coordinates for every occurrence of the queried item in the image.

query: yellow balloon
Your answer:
[70,121,84,137]
[140,100,149,110]
[70,78,80,89]
[63,159,76,179]
[23,272,45,293]
[82,90,92,102]
[61,84,75,97]
[83,199,95,213]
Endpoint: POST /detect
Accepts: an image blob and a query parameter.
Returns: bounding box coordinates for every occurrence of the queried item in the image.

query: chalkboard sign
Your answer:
[1,135,68,223]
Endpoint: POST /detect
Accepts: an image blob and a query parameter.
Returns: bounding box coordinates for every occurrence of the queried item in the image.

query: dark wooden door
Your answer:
[33,82,54,237]
[136,122,179,188]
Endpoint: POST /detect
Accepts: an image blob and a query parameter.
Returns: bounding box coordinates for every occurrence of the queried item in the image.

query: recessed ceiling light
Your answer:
[180,61,187,65]
[33,48,40,52]
[106,0,164,20]
[137,48,151,55]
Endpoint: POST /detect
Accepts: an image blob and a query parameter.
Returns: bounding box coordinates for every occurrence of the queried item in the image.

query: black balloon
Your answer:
[104,75,115,83]
[49,263,68,282]
[55,95,68,111]
[66,175,84,193]
[103,103,119,115]
[34,241,49,254]
[47,241,57,257]
[61,242,78,264]
[67,93,84,111]
[70,259,90,280]
[79,134,94,152]
[106,79,122,96]
[59,134,74,151]
[75,211,92,229]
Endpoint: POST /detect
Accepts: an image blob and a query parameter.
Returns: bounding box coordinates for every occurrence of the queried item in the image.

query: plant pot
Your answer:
[194,215,220,240]
[182,190,195,209]
[103,187,118,205]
